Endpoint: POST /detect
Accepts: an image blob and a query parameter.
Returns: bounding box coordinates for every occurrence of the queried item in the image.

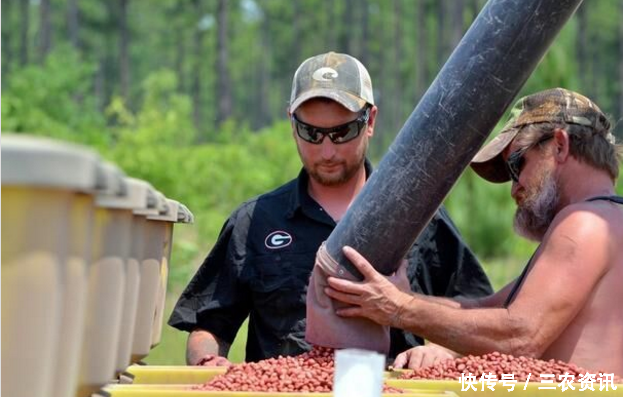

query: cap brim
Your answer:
[470,129,519,183]
[290,89,367,113]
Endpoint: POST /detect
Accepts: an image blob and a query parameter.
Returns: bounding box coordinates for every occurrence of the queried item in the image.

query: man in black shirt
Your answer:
[168,52,492,365]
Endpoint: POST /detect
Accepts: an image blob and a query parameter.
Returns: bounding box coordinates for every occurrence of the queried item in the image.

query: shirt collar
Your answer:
[286,158,373,219]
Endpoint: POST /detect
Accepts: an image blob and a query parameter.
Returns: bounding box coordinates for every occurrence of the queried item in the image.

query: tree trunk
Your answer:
[291,0,301,65]
[175,28,186,93]
[340,0,354,53]
[119,0,130,103]
[19,0,30,65]
[91,1,119,113]
[328,2,338,50]
[450,0,464,49]
[257,13,272,129]
[215,0,233,127]
[576,2,590,95]
[67,0,80,49]
[436,0,446,68]
[348,0,362,58]
[95,60,106,112]
[3,0,14,78]
[468,0,481,21]
[38,0,52,62]
[415,0,427,100]
[360,0,370,66]
[191,0,205,135]
[392,0,404,133]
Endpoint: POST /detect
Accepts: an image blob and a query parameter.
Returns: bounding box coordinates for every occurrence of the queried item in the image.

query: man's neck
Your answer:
[307,167,367,222]
[559,165,616,207]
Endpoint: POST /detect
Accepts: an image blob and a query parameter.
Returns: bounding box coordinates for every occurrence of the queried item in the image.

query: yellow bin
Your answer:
[386,378,623,396]
[124,365,227,385]
[130,199,193,363]
[151,202,194,350]
[2,135,104,397]
[101,384,458,397]
[77,177,158,396]
[116,187,168,375]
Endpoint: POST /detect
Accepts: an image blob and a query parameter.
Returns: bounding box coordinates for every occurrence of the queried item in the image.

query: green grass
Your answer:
[144,296,249,365]
[144,256,525,365]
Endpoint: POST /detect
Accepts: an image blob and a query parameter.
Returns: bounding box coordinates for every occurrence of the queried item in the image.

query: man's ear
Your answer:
[366,105,378,138]
[287,108,297,139]
[552,128,570,162]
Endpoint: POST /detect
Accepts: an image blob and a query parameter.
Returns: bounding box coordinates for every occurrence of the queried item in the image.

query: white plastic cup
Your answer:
[333,349,385,397]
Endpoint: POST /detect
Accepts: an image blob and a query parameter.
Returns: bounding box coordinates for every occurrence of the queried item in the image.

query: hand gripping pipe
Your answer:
[323,0,583,280]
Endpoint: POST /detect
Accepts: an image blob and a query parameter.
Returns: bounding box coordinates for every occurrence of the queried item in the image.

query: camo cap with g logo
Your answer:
[289,52,374,113]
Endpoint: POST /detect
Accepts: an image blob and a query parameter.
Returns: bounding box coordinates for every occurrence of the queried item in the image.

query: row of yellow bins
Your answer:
[1,135,193,397]
[103,366,623,397]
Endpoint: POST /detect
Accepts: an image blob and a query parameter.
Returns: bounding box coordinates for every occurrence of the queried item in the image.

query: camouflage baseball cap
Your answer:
[471,88,610,183]
[289,52,374,113]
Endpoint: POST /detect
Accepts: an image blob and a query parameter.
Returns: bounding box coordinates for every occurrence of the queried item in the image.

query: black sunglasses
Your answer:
[292,106,371,144]
[506,135,554,182]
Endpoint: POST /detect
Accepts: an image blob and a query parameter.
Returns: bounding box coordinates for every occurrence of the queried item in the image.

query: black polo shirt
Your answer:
[169,161,493,362]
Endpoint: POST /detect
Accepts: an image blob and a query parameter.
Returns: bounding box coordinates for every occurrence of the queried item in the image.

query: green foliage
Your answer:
[107,70,197,147]
[1,45,109,147]
[102,69,301,253]
[523,20,580,94]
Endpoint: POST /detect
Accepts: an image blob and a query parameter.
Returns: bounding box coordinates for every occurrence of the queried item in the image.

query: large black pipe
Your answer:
[325,0,583,278]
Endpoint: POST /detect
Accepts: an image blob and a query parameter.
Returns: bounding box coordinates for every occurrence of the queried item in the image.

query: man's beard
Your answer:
[302,141,367,187]
[513,168,560,242]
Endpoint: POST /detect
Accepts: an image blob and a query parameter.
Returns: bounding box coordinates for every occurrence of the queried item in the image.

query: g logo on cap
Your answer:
[312,67,338,82]
[264,231,293,249]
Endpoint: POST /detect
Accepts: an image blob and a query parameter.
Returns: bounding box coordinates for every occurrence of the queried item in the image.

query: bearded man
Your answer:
[324,88,623,374]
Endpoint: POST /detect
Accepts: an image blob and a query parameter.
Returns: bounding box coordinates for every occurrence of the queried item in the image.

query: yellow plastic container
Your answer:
[115,186,168,376]
[1,135,104,397]
[77,177,158,397]
[386,378,623,396]
[124,365,227,385]
[150,202,194,350]
[101,384,458,397]
[130,200,193,363]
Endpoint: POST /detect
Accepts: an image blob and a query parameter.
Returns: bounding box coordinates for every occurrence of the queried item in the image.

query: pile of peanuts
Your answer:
[194,346,403,393]
[399,351,617,382]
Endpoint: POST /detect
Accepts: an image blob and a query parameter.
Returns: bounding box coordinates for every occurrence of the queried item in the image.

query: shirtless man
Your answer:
[324,88,623,374]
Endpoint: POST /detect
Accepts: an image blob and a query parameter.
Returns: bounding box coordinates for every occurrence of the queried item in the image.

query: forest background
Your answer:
[2,0,623,364]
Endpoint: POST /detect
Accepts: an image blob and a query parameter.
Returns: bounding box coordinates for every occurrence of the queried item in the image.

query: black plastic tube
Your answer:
[325,0,583,279]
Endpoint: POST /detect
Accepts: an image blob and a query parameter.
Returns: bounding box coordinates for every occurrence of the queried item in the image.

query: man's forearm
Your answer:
[417,285,513,310]
[393,295,526,357]
[186,329,232,365]
[413,294,481,309]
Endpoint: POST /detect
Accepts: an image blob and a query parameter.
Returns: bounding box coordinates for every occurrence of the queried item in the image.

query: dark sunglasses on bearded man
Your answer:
[292,105,371,144]
[506,134,554,182]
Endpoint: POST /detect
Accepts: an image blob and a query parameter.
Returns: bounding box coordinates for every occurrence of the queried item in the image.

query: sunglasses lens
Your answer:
[328,123,360,144]
[506,152,524,182]
[295,123,322,143]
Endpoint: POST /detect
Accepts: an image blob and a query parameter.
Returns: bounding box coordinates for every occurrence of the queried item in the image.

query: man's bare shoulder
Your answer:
[544,199,623,270]
[551,199,623,233]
